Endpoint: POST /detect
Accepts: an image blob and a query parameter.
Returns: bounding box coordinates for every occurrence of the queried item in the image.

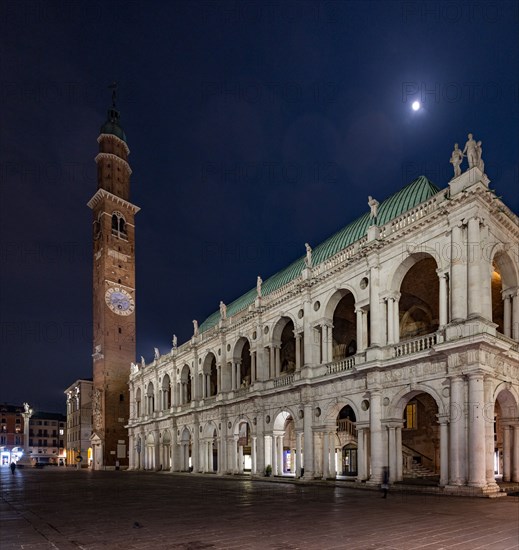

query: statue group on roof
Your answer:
[450,133,484,178]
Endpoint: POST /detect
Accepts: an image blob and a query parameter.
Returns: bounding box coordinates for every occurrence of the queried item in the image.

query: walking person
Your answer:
[381,467,389,498]
[10,461,16,475]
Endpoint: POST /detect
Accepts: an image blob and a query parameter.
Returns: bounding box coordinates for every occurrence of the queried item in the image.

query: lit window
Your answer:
[404,403,417,429]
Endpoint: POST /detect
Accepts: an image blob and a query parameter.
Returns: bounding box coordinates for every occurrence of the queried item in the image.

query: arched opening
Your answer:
[401,392,440,480]
[135,387,141,417]
[161,374,171,410]
[337,405,357,476]
[111,211,127,239]
[491,252,518,339]
[202,423,219,473]
[161,430,171,470]
[240,340,251,388]
[331,291,357,360]
[202,353,218,397]
[399,257,439,339]
[494,389,518,482]
[272,411,295,476]
[180,365,192,404]
[233,420,252,474]
[272,317,296,377]
[145,432,155,470]
[180,428,192,472]
[146,382,155,415]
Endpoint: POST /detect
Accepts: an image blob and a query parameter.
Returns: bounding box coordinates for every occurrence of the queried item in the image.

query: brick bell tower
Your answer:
[87,87,139,469]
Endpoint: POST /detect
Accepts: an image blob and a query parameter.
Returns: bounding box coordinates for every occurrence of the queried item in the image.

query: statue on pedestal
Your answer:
[476,141,484,173]
[219,301,227,320]
[154,347,160,360]
[304,243,313,268]
[463,133,478,169]
[449,143,464,178]
[141,356,146,369]
[368,196,379,221]
[172,334,178,350]
[192,320,199,337]
[257,276,262,298]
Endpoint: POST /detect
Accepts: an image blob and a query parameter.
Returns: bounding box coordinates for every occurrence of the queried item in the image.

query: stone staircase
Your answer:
[407,460,438,479]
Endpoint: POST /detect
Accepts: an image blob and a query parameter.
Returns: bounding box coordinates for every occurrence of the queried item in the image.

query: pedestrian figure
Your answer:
[10,461,16,475]
[381,467,389,498]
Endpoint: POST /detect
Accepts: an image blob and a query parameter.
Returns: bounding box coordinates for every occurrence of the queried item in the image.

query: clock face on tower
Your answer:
[105,287,135,316]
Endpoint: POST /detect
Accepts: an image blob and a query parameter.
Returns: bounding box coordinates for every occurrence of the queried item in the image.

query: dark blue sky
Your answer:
[1,0,518,412]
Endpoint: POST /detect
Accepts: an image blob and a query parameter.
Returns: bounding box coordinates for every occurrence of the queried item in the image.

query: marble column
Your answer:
[369,264,382,346]
[295,431,302,477]
[369,391,383,483]
[512,290,519,342]
[295,334,301,370]
[393,293,400,344]
[396,425,403,481]
[450,222,467,321]
[321,326,327,364]
[437,415,449,486]
[503,293,512,338]
[512,425,519,482]
[449,375,466,485]
[327,325,334,364]
[329,432,336,478]
[277,435,284,475]
[437,270,448,327]
[467,217,481,317]
[388,425,397,482]
[271,435,277,475]
[269,347,275,378]
[303,404,314,478]
[251,436,257,474]
[236,361,242,389]
[355,307,364,352]
[231,362,236,390]
[503,426,511,482]
[387,298,395,344]
[275,347,281,378]
[251,352,256,383]
[356,427,366,481]
[468,373,487,486]
[322,431,330,478]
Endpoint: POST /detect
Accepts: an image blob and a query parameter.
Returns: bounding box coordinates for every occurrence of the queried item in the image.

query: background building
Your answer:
[128,152,519,496]
[0,404,24,465]
[65,379,93,467]
[28,412,66,465]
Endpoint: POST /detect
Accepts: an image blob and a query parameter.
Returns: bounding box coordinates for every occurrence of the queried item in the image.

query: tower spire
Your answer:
[101,82,126,143]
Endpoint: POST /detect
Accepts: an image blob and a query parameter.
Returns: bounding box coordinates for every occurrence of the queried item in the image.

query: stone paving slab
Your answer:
[1,468,518,549]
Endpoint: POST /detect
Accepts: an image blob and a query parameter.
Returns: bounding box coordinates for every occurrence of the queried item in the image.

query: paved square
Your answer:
[1,468,518,549]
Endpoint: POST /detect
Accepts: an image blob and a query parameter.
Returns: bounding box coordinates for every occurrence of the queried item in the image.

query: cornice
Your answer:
[87,188,140,213]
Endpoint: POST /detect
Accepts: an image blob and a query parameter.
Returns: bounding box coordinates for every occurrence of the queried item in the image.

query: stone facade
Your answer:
[64,379,93,467]
[128,164,519,495]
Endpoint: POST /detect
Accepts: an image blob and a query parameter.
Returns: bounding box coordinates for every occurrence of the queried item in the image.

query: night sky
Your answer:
[1,1,518,413]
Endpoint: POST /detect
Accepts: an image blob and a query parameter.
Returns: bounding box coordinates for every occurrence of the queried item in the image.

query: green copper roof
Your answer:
[100,107,127,142]
[199,175,440,333]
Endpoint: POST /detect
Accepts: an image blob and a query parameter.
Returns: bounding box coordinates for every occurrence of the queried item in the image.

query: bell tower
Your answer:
[87,87,139,469]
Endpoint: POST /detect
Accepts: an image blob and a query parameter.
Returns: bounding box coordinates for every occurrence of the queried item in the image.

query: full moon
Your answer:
[412,100,421,111]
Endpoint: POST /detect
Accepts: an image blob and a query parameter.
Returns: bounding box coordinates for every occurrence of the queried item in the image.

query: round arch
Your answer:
[323,286,358,319]
[390,384,446,418]
[232,336,251,362]
[389,251,440,293]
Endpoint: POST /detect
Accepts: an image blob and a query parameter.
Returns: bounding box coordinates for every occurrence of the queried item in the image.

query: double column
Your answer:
[320,323,333,364]
[231,361,242,390]
[321,429,337,479]
[386,293,400,345]
[386,422,403,482]
[502,289,519,341]
[502,423,519,482]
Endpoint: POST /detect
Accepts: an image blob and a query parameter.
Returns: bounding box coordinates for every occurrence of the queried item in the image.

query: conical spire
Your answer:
[100,82,127,142]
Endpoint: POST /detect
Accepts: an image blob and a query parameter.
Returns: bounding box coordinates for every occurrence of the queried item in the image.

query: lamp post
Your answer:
[17,403,34,467]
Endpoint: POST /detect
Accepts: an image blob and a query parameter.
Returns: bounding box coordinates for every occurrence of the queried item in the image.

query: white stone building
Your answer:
[128,161,519,495]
